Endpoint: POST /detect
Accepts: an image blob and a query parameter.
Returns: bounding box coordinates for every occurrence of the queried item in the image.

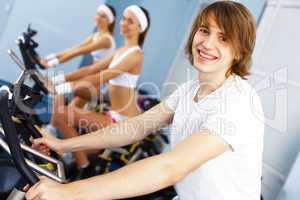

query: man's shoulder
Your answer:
[178,79,198,91]
[227,75,260,100]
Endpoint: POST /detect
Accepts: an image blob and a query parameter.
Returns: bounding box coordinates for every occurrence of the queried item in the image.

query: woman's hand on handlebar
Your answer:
[33,71,57,94]
[40,58,50,68]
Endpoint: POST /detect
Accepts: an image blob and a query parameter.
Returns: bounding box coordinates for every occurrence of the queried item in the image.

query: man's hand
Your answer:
[32,128,65,155]
[25,176,74,200]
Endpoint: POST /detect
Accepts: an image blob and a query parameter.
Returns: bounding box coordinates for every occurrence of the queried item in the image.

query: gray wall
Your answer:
[278,153,300,200]
[250,1,300,199]
[239,0,266,24]
[0,0,15,41]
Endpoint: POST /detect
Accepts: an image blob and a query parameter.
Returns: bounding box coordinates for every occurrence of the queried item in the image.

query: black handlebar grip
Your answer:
[31,74,49,95]
[25,123,42,139]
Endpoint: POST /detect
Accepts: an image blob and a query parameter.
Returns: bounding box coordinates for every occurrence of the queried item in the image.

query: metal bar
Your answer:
[7,188,25,200]
[0,135,66,183]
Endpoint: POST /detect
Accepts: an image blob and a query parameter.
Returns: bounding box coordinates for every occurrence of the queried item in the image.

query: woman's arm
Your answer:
[73,34,95,48]
[71,50,142,99]
[57,35,112,64]
[41,35,94,68]
[62,54,114,82]
[56,34,94,57]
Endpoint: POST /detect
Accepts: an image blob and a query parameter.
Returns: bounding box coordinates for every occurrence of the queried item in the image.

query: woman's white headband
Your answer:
[125,5,148,33]
[97,4,114,24]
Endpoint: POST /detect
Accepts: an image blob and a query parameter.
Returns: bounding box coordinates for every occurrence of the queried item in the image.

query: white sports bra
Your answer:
[91,33,116,61]
[108,46,141,88]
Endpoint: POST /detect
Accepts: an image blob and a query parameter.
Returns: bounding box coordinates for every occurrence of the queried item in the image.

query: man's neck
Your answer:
[196,71,229,99]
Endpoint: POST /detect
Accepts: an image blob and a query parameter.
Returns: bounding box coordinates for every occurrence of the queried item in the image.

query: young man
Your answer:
[27,1,264,199]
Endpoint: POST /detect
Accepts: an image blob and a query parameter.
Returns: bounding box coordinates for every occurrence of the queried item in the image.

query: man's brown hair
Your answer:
[185,1,256,79]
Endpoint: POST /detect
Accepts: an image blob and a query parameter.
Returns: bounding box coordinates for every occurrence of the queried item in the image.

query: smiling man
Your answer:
[26,1,264,200]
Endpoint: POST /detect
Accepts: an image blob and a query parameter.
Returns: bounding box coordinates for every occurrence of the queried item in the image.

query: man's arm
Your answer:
[33,101,174,153]
[73,128,231,199]
[63,102,173,152]
[28,126,231,200]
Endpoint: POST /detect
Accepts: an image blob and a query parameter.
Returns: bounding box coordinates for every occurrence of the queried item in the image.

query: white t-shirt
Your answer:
[165,75,264,200]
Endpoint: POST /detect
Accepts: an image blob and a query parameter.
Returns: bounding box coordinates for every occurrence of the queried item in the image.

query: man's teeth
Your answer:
[199,50,216,60]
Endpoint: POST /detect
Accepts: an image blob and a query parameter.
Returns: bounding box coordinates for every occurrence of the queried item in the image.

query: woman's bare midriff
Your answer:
[108,84,141,117]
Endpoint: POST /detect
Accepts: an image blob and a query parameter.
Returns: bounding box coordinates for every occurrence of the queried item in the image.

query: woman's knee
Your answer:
[52,112,66,127]
[69,97,87,109]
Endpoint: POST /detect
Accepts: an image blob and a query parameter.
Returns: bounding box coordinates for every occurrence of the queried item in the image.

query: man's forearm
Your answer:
[62,114,147,153]
[69,152,178,200]
[61,103,172,153]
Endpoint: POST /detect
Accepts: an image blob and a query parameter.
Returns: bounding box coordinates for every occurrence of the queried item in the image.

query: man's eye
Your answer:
[219,36,227,42]
[199,28,208,34]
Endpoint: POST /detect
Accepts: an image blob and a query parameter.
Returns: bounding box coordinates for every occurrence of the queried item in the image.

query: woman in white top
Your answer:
[44,5,150,175]
[28,1,265,200]
[40,3,116,70]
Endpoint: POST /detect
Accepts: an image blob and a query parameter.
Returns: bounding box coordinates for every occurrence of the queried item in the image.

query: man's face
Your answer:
[192,17,235,77]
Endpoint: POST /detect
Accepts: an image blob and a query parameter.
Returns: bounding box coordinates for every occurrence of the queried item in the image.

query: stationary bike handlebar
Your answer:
[0,87,39,185]
[18,24,46,70]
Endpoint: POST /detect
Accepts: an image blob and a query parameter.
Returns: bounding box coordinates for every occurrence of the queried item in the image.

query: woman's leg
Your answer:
[69,104,112,133]
[54,115,90,168]
[52,94,110,161]
[68,96,87,109]
[50,83,101,124]
[50,95,90,168]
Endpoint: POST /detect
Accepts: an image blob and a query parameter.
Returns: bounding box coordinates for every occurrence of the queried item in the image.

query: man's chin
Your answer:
[192,63,213,73]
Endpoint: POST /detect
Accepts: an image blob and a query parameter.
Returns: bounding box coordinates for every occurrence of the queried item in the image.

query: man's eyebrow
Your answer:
[199,24,226,35]
[199,24,209,28]
[209,26,225,35]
